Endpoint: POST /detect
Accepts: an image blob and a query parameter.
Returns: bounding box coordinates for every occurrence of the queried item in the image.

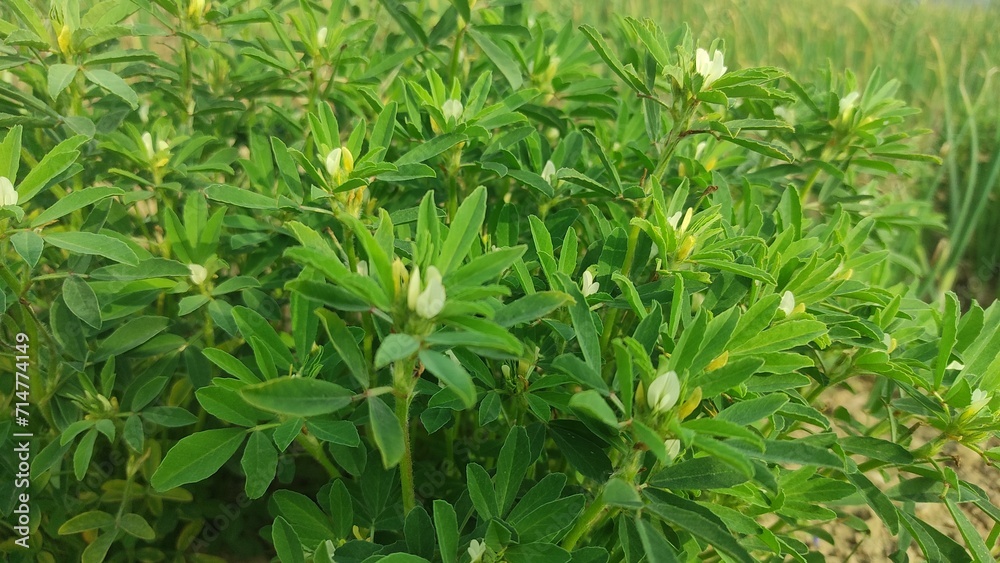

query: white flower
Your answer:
[667,208,693,235]
[325,148,342,176]
[970,388,991,413]
[355,260,368,277]
[946,360,965,371]
[442,98,463,123]
[839,91,860,118]
[541,159,556,184]
[316,26,328,47]
[779,290,795,316]
[695,48,727,88]
[407,265,422,310]
[409,266,446,319]
[0,176,17,206]
[647,370,680,413]
[188,264,208,285]
[882,332,897,353]
[142,132,155,158]
[416,266,446,318]
[468,539,486,563]
[581,270,600,297]
[664,439,681,461]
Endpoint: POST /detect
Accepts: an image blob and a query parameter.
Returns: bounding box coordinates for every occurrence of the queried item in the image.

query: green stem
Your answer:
[561,490,607,550]
[394,359,417,512]
[296,433,341,479]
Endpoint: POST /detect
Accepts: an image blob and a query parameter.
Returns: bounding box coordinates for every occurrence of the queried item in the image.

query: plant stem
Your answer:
[394,360,416,512]
[296,433,341,479]
[561,489,607,550]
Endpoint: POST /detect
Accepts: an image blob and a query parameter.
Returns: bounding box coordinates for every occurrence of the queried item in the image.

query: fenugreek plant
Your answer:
[1,1,999,562]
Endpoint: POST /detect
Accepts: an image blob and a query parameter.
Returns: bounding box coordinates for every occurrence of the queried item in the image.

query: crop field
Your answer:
[0,1,998,562]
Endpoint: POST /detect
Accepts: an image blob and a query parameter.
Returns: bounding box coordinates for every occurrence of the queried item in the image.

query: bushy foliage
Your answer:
[1,1,998,562]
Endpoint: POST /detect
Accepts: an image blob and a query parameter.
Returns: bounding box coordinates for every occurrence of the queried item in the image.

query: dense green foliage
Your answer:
[1,1,999,562]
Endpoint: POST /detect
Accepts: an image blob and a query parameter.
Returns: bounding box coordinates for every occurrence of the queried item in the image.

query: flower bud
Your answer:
[706,351,729,372]
[581,270,599,297]
[316,26,328,48]
[647,370,680,413]
[0,176,17,206]
[676,235,695,261]
[415,266,446,319]
[189,264,208,285]
[676,386,702,420]
[442,98,463,123]
[58,24,73,55]
[664,439,681,461]
[407,264,422,311]
[541,160,557,185]
[779,290,795,316]
[392,258,409,298]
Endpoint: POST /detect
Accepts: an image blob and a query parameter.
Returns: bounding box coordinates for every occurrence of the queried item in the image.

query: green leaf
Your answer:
[468,462,499,520]
[733,319,827,355]
[94,316,169,361]
[58,511,116,535]
[239,378,353,417]
[369,396,404,467]
[204,183,277,209]
[579,24,648,94]
[604,478,643,509]
[434,500,459,563]
[419,350,477,408]
[272,490,336,549]
[232,306,294,370]
[435,185,487,274]
[694,257,776,284]
[375,334,420,369]
[305,419,360,446]
[81,533,115,563]
[45,231,139,265]
[150,428,247,491]
[83,69,138,109]
[635,518,681,563]
[644,489,754,563]
[196,386,262,427]
[569,390,619,430]
[511,494,585,543]
[648,456,749,490]
[555,272,602,375]
[548,420,612,482]
[62,275,102,329]
[505,543,572,563]
[945,497,993,563]
[33,187,124,228]
[716,395,788,426]
[316,309,369,386]
[47,64,78,100]
[10,231,43,268]
[846,471,899,535]
[328,479,354,538]
[840,436,914,464]
[396,132,468,166]
[202,348,261,384]
[242,431,278,499]
[494,291,572,327]
[404,506,436,560]
[467,27,523,89]
[271,516,305,563]
[15,135,86,203]
[495,426,531,516]
[118,513,155,540]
